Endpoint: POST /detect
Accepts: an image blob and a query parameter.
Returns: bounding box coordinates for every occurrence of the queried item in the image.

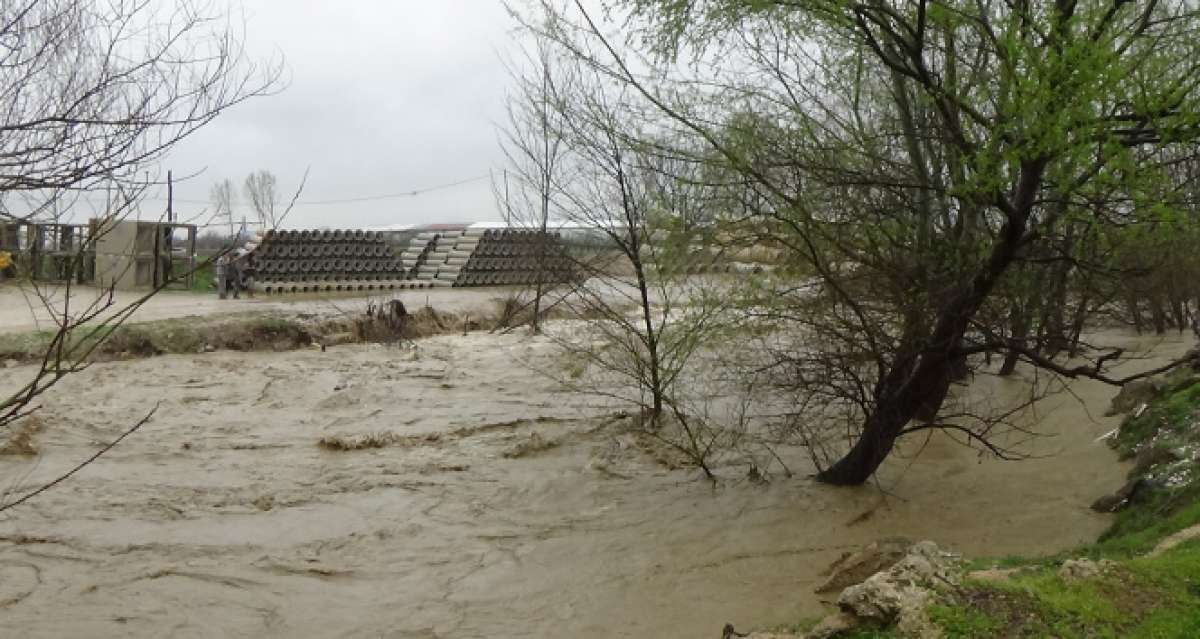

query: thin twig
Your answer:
[0,403,160,513]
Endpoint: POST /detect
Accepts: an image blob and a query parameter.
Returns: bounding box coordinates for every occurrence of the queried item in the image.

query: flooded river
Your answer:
[0,328,1191,637]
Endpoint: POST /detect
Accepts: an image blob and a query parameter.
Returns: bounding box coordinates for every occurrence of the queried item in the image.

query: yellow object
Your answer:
[0,251,11,270]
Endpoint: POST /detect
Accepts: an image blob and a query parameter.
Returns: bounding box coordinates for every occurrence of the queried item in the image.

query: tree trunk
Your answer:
[999,302,1030,376]
[817,160,1046,485]
[816,409,906,485]
[1151,298,1167,335]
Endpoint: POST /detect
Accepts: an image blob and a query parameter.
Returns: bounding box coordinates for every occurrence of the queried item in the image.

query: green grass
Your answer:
[1113,379,1200,459]
[938,541,1200,638]
[189,261,216,293]
[918,378,1200,638]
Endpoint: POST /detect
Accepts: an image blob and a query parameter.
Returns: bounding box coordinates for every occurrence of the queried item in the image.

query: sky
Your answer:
[151,1,519,231]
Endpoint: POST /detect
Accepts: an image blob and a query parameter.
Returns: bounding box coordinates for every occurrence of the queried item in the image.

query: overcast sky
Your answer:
[155,1,518,231]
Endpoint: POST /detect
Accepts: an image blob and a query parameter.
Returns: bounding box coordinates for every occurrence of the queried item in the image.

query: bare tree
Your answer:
[210,178,238,238]
[498,41,747,477]
[0,0,283,510]
[496,29,573,334]
[243,170,280,229]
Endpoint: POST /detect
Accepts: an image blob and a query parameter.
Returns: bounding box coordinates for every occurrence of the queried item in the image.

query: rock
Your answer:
[833,541,959,638]
[803,611,857,639]
[723,623,796,638]
[1107,378,1166,416]
[1058,558,1114,581]
[2,359,17,369]
[816,537,912,594]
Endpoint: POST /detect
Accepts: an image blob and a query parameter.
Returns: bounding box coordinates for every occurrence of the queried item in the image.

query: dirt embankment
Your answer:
[0,300,515,367]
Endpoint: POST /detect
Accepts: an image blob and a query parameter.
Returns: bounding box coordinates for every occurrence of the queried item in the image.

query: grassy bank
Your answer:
[0,302,497,366]
[0,313,313,364]
[807,375,1200,638]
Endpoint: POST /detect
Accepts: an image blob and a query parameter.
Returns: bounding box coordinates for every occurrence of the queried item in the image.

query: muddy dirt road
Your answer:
[0,328,1190,638]
[0,283,513,336]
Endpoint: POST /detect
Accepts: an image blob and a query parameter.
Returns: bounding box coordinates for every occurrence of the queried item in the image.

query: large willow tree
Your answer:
[525,0,1200,483]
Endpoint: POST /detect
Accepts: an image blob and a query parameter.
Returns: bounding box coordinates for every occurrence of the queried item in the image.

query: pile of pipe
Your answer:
[402,227,577,287]
[245,229,430,294]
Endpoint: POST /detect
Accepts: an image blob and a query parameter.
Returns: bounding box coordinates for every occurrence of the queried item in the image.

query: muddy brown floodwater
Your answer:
[0,327,1192,638]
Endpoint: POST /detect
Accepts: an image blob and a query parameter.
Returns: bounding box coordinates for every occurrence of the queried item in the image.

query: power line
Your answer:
[140,172,495,206]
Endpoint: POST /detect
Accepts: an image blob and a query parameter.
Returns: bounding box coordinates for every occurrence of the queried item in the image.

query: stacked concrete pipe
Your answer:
[242,229,431,295]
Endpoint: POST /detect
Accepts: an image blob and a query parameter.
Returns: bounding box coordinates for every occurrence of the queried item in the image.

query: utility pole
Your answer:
[503,168,511,228]
[163,169,174,284]
[166,170,174,224]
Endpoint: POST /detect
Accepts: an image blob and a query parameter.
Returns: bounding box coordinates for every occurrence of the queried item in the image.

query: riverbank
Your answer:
[763,360,1200,638]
